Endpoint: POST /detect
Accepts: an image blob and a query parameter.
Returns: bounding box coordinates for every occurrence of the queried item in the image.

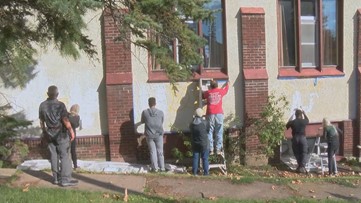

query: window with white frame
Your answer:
[278,0,342,73]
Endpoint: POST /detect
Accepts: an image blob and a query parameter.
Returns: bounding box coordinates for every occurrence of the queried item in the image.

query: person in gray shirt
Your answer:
[140,97,165,172]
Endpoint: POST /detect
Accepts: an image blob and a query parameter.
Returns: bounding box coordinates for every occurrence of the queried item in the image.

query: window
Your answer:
[278,0,343,77]
[149,0,227,81]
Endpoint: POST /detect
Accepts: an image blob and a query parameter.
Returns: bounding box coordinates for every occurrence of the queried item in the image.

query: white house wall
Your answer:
[0,11,105,137]
[132,0,361,132]
[228,0,360,123]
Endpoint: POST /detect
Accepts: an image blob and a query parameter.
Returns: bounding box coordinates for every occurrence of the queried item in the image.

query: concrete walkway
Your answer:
[1,160,361,202]
[2,159,186,195]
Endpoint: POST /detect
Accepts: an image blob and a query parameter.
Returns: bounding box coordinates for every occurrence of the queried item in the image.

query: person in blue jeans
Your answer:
[322,118,341,176]
[190,108,209,176]
[203,80,229,155]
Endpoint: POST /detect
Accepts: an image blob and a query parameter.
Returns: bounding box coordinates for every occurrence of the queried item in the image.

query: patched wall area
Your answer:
[0,11,106,138]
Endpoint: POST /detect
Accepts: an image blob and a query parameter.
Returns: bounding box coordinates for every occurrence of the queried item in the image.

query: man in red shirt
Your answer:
[203,80,229,155]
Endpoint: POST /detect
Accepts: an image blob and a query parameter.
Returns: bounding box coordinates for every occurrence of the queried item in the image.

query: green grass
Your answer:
[0,185,174,203]
[226,164,361,188]
[0,185,352,203]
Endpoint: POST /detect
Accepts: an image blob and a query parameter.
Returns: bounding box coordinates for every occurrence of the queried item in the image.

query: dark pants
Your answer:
[292,136,308,168]
[327,137,339,175]
[71,139,77,168]
[192,150,209,176]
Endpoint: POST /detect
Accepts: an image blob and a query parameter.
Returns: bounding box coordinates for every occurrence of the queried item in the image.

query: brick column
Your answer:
[240,7,269,166]
[103,11,137,162]
[356,9,361,159]
[341,120,354,157]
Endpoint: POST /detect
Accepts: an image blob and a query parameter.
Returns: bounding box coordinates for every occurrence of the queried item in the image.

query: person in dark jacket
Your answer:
[322,118,341,176]
[286,109,309,174]
[190,108,209,176]
[68,104,81,169]
[39,85,77,187]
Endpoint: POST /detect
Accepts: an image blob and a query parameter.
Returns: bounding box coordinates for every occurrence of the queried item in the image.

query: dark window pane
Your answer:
[279,0,296,66]
[301,0,316,16]
[203,0,224,69]
[322,0,338,65]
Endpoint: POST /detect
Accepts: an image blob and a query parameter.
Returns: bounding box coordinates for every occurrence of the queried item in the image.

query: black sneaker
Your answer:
[299,167,308,174]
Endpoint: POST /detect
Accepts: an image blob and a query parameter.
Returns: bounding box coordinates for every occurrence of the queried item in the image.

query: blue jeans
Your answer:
[207,114,224,152]
[192,150,209,175]
[327,137,339,175]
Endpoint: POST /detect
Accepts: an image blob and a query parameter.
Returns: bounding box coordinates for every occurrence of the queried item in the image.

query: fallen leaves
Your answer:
[22,183,30,192]
[102,191,125,201]
[291,179,302,184]
[208,196,217,200]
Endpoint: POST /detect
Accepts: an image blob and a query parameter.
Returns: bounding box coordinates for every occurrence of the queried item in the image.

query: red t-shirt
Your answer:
[203,83,229,115]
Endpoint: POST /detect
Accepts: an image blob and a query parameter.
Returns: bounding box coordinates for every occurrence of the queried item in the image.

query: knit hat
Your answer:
[195,108,203,117]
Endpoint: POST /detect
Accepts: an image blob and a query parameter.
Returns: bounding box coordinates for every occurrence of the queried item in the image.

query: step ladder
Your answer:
[208,150,227,175]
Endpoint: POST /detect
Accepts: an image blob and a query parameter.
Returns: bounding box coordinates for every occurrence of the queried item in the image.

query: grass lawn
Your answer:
[0,185,176,203]
[0,184,352,203]
[1,160,360,203]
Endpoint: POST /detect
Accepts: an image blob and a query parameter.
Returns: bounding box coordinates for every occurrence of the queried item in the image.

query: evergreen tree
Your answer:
[0,0,102,88]
[104,0,215,90]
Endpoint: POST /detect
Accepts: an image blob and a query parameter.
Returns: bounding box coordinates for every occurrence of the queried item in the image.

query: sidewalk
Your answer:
[1,160,361,201]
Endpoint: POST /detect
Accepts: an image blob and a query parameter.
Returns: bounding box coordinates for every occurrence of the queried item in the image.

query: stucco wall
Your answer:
[0,11,105,137]
[267,0,361,122]
[132,0,361,132]
[227,0,361,123]
[131,45,236,133]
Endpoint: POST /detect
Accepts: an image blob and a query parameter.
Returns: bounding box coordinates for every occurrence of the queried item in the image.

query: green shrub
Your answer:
[0,104,32,167]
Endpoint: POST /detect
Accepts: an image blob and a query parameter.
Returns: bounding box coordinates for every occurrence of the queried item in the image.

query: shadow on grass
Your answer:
[21,170,174,202]
[328,192,361,202]
[22,170,53,183]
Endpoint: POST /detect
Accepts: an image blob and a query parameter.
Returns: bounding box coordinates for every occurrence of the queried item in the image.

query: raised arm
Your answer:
[302,110,309,123]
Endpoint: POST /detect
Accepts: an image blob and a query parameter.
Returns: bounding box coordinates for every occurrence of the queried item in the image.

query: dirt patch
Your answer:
[0,178,10,185]
[291,182,361,201]
[145,176,294,201]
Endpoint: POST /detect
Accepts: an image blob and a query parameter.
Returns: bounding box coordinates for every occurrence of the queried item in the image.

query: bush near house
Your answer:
[224,94,289,165]
[0,104,32,167]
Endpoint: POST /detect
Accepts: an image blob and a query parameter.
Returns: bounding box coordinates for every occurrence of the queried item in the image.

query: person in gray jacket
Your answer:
[190,108,209,176]
[140,97,165,172]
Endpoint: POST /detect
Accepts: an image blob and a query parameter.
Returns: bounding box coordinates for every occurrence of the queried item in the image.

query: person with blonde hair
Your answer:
[322,118,342,176]
[68,104,81,169]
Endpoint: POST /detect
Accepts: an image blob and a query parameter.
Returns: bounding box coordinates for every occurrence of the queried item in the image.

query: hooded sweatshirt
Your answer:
[141,107,164,138]
[190,117,209,152]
